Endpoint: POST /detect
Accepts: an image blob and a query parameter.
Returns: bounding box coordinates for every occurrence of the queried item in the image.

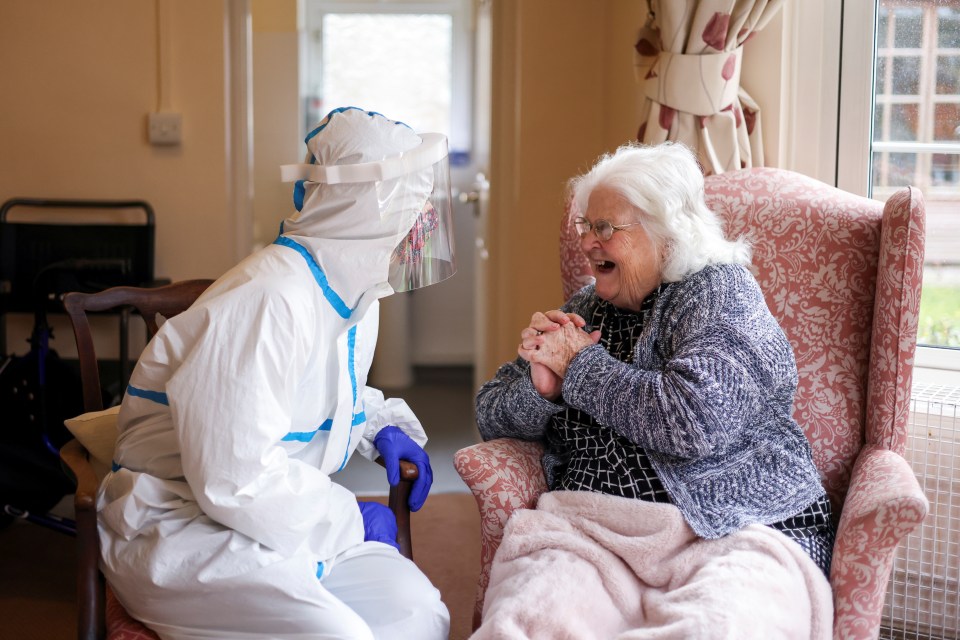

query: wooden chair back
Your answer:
[63,280,214,413]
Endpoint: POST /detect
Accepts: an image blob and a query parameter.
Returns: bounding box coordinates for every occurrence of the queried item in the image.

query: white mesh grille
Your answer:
[880,382,960,639]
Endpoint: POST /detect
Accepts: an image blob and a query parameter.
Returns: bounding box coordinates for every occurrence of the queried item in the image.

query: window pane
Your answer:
[938,6,960,47]
[936,55,960,93]
[878,11,890,49]
[872,151,916,188]
[918,280,960,347]
[892,56,922,94]
[931,152,960,186]
[316,14,452,135]
[884,103,921,140]
[894,8,924,48]
[934,102,960,142]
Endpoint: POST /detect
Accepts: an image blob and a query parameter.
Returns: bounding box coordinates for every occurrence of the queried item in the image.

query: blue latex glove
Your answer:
[374,425,433,511]
[357,501,399,551]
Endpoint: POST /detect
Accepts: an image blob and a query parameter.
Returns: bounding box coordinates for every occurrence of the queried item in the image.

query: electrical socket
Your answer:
[148,112,182,145]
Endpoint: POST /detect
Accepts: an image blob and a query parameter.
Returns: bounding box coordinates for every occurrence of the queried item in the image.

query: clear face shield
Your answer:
[281,133,456,292]
[385,153,455,292]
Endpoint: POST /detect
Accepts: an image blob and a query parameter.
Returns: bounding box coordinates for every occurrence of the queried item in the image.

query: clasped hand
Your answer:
[519,309,600,400]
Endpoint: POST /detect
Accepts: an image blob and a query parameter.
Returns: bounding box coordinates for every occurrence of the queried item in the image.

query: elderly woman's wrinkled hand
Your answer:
[519,310,584,355]
[518,310,600,388]
[531,321,600,379]
[519,310,582,400]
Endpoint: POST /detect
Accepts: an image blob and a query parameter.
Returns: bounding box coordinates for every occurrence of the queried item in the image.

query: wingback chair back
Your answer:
[457,167,930,638]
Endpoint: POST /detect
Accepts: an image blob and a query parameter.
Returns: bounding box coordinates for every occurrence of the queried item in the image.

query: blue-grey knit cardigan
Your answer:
[475,263,826,539]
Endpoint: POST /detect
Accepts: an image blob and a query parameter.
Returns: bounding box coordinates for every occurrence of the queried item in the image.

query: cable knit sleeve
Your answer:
[475,286,599,442]
[562,264,797,460]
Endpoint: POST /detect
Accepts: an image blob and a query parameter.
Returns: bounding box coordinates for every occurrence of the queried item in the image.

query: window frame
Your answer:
[836,0,879,196]
[300,0,474,155]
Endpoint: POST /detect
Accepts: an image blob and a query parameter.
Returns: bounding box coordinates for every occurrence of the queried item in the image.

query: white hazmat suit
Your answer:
[98,108,453,639]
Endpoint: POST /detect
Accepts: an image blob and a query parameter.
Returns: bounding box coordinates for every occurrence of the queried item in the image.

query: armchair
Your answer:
[455,168,930,638]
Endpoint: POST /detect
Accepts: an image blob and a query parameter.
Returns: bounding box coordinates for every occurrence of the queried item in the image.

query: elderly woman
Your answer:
[473,142,835,638]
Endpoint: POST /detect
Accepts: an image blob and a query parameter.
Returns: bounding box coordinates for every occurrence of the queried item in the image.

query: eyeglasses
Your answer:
[573,217,644,241]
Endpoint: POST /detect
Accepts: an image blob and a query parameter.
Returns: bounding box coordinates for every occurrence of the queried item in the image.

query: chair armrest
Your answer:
[374,457,418,561]
[454,438,547,628]
[61,438,106,640]
[831,444,929,640]
[454,437,547,555]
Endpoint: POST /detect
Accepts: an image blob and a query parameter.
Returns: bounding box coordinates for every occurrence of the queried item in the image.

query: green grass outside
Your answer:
[918,283,960,347]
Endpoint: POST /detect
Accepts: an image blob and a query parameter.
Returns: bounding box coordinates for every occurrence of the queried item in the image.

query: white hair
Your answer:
[568,141,751,282]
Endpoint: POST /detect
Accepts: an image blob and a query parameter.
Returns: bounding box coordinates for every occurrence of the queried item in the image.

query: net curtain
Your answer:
[635,0,786,175]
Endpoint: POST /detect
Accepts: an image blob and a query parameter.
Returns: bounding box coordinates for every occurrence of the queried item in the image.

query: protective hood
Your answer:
[279,107,456,311]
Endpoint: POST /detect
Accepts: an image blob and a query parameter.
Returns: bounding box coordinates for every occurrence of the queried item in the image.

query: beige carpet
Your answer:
[0,491,480,640]
[395,491,482,639]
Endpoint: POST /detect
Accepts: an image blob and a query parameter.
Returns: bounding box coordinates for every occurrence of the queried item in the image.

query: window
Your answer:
[300,0,472,162]
[872,1,960,352]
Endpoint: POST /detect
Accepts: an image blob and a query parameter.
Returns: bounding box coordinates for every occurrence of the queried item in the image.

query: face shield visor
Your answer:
[281,132,456,293]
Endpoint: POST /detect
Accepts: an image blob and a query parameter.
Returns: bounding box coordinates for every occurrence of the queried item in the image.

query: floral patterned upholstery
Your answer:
[106,585,159,639]
[454,167,930,638]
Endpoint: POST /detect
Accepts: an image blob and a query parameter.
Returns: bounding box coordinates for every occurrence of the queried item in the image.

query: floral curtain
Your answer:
[635,0,785,175]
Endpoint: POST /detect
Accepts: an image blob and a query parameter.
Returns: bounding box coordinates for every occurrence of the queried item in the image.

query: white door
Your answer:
[301,0,488,387]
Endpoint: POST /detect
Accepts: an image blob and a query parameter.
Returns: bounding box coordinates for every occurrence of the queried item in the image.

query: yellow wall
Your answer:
[0,0,234,281]
[0,0,235,355]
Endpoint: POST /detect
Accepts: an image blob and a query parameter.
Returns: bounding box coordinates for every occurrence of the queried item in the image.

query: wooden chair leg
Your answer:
[390,480,414,560]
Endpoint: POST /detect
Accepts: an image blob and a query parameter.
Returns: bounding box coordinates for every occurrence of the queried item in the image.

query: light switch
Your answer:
[148,112,182,145]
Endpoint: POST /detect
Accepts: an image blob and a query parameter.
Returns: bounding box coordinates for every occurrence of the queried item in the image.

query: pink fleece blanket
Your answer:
[473,491,832,640]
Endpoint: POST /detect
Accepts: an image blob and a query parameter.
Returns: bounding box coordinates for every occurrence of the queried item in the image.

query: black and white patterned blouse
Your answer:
[545,286,836,578]
[546,287,670,501]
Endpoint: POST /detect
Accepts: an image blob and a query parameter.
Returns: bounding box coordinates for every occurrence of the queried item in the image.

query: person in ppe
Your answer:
[97,107,455,640]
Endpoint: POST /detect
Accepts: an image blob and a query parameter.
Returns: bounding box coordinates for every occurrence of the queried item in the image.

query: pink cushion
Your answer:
[106,585,160,640]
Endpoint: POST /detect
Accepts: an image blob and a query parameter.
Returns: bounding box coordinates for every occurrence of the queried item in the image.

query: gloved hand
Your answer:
[374,425,433,511]
[357,501,400,551]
